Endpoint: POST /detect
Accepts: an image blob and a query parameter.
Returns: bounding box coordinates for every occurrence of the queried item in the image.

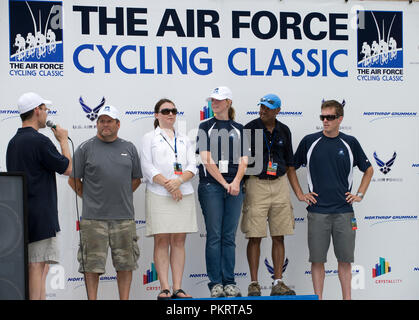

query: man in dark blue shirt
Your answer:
[6,92,72,299]
[293,100,373,300]
[241,94,298,296]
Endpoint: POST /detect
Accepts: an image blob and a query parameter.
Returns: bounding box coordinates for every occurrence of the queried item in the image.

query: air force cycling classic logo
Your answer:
[357,11,403,82]
[9,0,63,77]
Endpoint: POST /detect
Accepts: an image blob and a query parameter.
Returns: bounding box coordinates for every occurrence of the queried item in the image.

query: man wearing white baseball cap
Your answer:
[6,92,72,300]
[68,105,142,300]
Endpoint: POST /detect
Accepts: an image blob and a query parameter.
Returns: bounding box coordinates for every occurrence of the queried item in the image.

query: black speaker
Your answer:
[0,172,28,300]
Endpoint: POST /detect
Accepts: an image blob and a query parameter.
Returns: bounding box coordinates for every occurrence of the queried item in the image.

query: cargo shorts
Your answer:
[241,175,295,238]
[307,212,356,263]
[77,219,140,274]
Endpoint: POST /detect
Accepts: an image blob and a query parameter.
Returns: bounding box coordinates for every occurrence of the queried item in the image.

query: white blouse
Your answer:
[140,126,197,196]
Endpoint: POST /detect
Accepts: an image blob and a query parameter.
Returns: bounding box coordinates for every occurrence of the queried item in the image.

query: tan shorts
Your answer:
[28,235,59,264]
[241,175,294,238]
[77,219,140,274]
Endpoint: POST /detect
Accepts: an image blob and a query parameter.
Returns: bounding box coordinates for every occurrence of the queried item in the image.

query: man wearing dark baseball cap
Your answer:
[6,92,72,299]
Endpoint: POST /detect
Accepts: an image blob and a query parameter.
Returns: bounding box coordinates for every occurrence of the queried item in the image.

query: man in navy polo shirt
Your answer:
[241,94,298,296]
[6,92,72,299]
[293,100,373,300]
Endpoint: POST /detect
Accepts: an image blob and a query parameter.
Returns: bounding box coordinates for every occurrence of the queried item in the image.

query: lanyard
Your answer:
[160,133,178,160]
[263,130,275,161]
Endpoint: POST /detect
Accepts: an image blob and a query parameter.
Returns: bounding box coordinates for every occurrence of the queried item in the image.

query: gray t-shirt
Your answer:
[72,136,142,220]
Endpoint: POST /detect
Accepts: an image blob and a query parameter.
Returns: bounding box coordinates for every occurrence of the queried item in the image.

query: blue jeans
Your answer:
[198,182,244,290]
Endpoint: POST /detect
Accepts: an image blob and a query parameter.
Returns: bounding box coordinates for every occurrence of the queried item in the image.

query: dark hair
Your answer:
[154,98,175,129]
[20,109,35,121]
[321,100,344,118]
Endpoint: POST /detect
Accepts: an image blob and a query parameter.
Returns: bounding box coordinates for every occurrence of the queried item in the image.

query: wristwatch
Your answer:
[356,192,364,199]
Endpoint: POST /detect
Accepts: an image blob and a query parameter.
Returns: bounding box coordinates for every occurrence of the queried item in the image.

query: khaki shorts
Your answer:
[78,219,140,274]
[241,175,294,238]
[28,235,59,264]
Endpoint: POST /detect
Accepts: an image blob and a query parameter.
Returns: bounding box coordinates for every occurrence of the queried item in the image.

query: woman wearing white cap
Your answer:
[196,86,248,297]
[140,98,198,300]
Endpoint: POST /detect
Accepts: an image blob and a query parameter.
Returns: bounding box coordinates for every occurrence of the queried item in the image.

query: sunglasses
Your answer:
[260,98,275,105]
[159,108,178,115]
[320,114,339,121]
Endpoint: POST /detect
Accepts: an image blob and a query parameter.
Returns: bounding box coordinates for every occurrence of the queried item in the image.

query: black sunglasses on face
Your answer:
[320,114,339,121]
[159,108,178,115]
[260,98,275,105]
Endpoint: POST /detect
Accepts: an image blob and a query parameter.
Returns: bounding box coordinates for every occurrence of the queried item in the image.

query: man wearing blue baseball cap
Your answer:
[241,93,299,296]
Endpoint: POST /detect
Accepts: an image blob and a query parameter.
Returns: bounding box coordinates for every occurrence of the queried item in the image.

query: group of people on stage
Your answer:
[5,87,373,300]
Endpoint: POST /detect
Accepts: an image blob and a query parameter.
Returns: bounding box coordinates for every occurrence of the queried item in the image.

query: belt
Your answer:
[257,175,279,181]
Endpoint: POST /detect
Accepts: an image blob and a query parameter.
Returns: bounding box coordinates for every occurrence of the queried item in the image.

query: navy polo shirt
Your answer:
[293,131,371,214]
[6,127,69,243]
[196,118,247,184]
[244,117,294,179]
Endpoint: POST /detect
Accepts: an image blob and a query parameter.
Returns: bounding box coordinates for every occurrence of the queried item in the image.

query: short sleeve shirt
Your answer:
[244,117,294,179]
[196,118,248,184]
[6,127,69,243]
[72,136,142,220]
[293,131,371,213]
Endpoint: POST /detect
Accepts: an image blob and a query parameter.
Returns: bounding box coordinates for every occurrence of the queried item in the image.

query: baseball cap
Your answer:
[17,92,52,114]
[258,94,281,110]
[97,105,119,120]
[206,86,233,101]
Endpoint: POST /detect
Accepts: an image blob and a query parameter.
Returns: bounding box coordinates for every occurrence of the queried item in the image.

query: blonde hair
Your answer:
[227,99,235,120]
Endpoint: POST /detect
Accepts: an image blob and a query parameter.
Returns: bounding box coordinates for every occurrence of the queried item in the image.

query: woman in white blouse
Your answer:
[140,98,198,300]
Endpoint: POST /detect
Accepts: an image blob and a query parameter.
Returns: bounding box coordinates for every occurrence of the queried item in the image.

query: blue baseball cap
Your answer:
[258,94,281,110]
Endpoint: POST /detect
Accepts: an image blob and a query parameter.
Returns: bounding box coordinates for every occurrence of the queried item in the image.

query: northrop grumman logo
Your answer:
[9,0,64,77]
[357,11,403,82]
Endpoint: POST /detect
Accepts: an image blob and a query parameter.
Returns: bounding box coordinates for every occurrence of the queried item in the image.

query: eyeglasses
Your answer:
[38,106,50,112]
[320,114,339,121]
[260,98,275,105]
[159,108,178,115]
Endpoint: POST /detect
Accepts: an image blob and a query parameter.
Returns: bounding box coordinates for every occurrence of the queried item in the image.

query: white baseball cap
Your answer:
[97,105,119,120]
[17,92,52,114]
[206,86,233,101]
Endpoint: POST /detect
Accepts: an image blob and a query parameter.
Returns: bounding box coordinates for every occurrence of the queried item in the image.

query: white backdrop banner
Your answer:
[1,0,418,300]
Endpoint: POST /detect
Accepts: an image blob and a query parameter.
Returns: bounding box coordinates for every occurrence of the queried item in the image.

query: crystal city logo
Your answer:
[372,257,402,285]
[357,11,403,82]
[9,0,64,77]
[371,151,402,183]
